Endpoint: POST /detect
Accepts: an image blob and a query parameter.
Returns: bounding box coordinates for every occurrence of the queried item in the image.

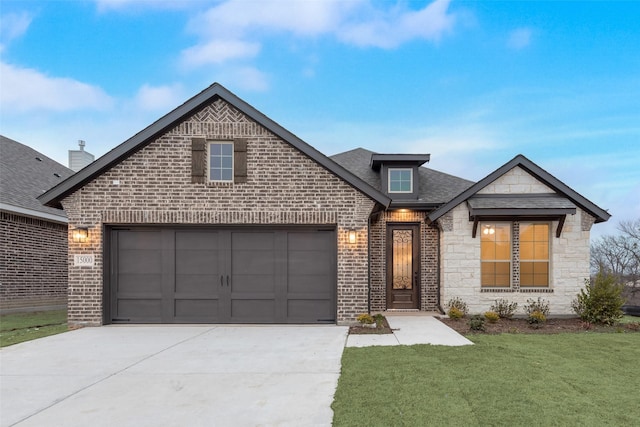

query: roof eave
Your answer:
[39,83,391,208]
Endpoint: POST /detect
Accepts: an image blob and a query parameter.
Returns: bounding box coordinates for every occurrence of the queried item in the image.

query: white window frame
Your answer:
[208,141,234,182]
[388,168,413,193]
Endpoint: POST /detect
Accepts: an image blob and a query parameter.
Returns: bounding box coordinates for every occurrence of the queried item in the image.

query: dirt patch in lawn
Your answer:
[439,316,640,334]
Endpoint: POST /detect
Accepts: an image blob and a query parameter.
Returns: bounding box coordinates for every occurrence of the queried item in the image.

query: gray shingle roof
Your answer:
[467,196,577,210]
[0,135,74,220]
[330,147,474,205]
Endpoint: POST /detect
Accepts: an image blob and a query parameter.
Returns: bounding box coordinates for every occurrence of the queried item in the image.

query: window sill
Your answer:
[520,288,554,293]
[480,288,554,293]
[481,288,516,293]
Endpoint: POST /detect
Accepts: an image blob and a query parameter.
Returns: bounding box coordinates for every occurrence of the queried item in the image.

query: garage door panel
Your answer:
[287,300,332,323]
[117,274,162,294]
[175,299,219,319]
[232,275,275,293]
[110,227,335,324]
[232,232,275,250]
[287,275,331,293]
[176,250,220,275]
[176,231,219,250]
[288,250,332,276]
[231,299,275,321]
[119,231,162,250]
[288,232,332,251]
[117,299,162,320]
[232,250,276,274]
[118,250,162,274]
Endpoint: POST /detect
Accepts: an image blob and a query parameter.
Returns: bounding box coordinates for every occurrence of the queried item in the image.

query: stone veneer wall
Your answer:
[438,167,593,315]
[369,210,439,313]
[0,212,68,310]
[61,99,375,326]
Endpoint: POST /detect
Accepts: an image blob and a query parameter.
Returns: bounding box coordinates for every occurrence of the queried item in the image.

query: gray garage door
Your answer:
[107,227,336,324]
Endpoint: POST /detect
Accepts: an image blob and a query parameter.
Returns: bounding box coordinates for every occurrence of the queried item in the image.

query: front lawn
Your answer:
[0,310,68,347]
[333,334,640,426]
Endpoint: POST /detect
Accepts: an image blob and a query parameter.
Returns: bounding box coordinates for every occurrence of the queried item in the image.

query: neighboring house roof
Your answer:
[331,147,474,208]
[428,154,611,224]
[0,135,74,223]
[39,83,391,209]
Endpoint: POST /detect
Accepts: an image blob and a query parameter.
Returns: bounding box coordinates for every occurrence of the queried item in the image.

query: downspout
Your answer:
[436,226,445,314]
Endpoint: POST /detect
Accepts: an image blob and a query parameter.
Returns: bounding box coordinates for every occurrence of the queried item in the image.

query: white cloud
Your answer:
[180,39,260,68]
[0,11,33,42]
[339,0,456,48]
[94,0,197,12]
[134,83,185,111]
[507,27,533,50]
[0,62,113,113]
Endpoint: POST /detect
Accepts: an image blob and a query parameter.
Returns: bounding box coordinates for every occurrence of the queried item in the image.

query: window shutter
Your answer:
[191,138,206,183]
[234,138,248,183]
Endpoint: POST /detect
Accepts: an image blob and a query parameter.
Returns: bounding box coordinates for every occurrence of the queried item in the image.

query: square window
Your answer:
[209,142,234,182]
[388,168,412,193]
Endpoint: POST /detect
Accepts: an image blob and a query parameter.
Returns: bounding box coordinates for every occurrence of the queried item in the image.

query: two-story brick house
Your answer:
[39,83,610,326]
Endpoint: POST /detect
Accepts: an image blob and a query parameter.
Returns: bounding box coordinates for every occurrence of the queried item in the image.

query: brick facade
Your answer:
[0,212,68,310]
[369,210,440,313]
[61,99,375,326]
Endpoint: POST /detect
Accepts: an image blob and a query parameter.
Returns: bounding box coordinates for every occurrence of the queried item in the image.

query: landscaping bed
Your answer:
[439,315,640,334]
[348,315,393,334]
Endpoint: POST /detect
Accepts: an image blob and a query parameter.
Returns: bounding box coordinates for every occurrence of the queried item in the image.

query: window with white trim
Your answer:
[388,168,412,193]
[208,142,233,182]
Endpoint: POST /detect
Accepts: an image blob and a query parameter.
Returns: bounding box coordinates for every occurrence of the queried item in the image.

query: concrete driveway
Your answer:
[0,325,348,427]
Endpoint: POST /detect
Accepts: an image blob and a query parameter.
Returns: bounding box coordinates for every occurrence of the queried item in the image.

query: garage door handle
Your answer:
[220,275,223,287]
[226,275,230,287]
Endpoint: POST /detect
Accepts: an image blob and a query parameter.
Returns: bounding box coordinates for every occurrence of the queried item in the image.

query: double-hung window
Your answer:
[519,223,550,287]
[388,168,412,193]
[480,223,511,287]
[209,142,233,182]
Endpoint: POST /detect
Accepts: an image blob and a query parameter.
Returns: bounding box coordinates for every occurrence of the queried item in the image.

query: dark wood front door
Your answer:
[386,224,420,310]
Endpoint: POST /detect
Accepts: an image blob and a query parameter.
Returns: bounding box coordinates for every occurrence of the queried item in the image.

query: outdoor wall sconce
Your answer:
[73,227,89,243]
[348,229,357,244]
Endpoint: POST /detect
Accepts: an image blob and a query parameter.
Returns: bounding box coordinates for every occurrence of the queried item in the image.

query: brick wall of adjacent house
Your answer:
[370,210,439,313]
[437,166,593,315]
[60,99,375,326]
[0,212,68,309]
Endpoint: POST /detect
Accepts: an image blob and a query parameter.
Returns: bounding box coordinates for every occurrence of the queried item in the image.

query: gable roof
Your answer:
[39,83,391,209]
[0,135,74,222]
[427,154,611,223]
[331,147,474,208]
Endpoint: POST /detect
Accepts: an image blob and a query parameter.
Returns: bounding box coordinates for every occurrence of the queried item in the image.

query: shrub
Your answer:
[528,310,547,328]
[468,315,485,331]
[356,313,374,325]
[490,299,518,319]
[373,313,385,327]
[571,272,625,325]
[446,297,469,316]
[484,311,500,323]
[523,297,550,317]
[448,307,464,319]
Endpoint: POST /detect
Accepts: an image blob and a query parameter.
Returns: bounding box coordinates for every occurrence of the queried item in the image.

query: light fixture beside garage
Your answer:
[72,227,89,243]
[348,229,357,244]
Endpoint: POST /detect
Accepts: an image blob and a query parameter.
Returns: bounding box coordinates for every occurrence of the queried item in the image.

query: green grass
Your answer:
[620,315,639,324]
[333,334,640,426]
[0,310,68,347]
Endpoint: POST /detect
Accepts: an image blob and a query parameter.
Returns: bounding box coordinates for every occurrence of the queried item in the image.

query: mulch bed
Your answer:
[439,316,640,334]
[349,316,393,334]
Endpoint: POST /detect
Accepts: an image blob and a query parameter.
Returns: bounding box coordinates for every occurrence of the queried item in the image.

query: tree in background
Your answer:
[591,218,640,305]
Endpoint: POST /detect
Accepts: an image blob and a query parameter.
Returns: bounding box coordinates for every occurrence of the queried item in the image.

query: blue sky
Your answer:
[1,0,638,238]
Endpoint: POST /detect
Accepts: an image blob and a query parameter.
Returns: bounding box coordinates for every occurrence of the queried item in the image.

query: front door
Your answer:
[386,224,420,310]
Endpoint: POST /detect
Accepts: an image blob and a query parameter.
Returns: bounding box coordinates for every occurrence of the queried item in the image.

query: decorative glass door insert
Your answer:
[392,229,413,289]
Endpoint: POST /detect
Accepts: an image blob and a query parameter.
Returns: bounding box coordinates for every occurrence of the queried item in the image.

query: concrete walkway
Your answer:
[346,315,473,347]
[1,325,348,427]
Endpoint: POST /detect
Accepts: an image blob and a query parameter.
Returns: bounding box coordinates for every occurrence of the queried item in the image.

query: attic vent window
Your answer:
[388,168,412,193]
